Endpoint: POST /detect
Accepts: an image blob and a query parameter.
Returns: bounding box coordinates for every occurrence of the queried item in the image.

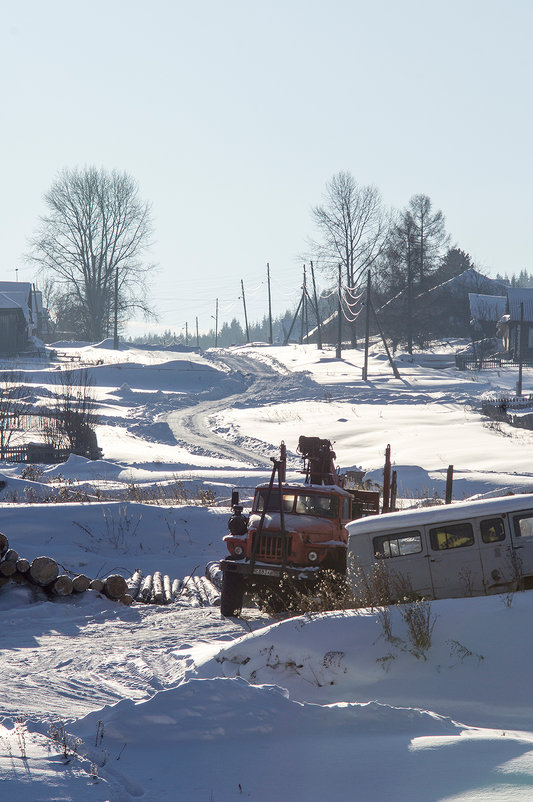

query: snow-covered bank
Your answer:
[1,340,533,800]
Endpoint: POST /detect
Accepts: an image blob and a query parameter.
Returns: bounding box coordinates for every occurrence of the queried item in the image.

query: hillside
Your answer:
[1,339,533,801]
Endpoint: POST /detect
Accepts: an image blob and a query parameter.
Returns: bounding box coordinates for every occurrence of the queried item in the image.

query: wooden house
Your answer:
[498,287,533,362]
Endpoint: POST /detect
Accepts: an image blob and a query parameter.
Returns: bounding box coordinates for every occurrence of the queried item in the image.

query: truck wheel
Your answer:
[220,571,245,616]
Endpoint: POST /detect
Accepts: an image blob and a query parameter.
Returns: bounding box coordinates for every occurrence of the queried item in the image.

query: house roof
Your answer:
[0,290,30,322]
[419,268,509,300]
[468,293,507,321]
[506,287,533,322]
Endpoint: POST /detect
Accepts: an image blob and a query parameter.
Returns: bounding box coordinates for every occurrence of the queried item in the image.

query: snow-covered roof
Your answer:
[347,492,533,535]
[468,293,507,321]
[0,291,30,321]
[420,268,509,300]
[506,287,533,322]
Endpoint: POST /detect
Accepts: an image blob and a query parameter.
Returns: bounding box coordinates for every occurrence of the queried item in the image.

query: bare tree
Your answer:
[42,369,100,459]
[0,374,28,459]
[310,171,390,288]
[30,167,155,342]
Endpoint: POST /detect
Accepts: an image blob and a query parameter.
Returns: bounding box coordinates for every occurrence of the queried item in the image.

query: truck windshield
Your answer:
[254,491,296,513]
[295,494,339,519]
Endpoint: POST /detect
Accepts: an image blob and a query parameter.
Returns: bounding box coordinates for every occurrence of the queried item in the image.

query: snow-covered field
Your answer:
[2,338,533,801]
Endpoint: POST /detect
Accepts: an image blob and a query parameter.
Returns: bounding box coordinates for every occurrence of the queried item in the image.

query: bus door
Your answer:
[426,521,484,598]
[477,514,511,593]
[508,507,533,584]
[371,529,433,598]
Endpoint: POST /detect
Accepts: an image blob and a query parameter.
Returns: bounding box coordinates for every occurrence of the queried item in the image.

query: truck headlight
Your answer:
[234,545,244,556]
[308,551,318,562]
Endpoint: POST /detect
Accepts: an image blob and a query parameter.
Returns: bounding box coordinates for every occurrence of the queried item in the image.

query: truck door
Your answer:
[508,507,533,584]
[426,521,484,598]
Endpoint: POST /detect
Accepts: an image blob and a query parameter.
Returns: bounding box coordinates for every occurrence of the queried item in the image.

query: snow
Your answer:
[2,339,533,800]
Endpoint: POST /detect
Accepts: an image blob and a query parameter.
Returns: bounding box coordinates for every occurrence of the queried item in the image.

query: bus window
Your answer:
[430,522,474,550]
[373,531,423,559]
[512,512,533,538]
[480,517,506,543]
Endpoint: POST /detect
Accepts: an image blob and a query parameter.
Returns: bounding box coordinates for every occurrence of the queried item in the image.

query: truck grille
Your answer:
[256,534,293,559]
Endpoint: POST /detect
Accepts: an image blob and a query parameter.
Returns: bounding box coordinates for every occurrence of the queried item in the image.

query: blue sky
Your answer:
[2,0,531,338]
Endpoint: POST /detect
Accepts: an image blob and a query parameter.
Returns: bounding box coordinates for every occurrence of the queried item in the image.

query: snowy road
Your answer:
[165,350,308,467]
[164,347,488,471]
[0,595,264,720]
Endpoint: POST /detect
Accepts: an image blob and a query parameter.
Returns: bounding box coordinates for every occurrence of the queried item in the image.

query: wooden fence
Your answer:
[1,444,71,464]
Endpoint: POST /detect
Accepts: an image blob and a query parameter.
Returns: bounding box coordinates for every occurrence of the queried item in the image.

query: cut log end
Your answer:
[72,574,91,593]
[104,574,129,600]
[30,556,59,587]
[52,575,73,596]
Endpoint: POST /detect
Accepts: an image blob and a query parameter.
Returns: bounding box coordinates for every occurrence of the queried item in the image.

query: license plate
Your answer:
[254,567,279,577]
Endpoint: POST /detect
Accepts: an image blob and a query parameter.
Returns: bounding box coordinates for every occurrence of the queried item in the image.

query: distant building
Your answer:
[468,293,507,339]
[498,287,533,362]
[0,282,51,354]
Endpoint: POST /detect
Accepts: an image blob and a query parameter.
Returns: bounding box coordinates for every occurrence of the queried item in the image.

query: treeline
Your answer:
[128,170,530,351]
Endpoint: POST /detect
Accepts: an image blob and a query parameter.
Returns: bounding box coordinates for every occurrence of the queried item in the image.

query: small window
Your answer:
[480,517,506,543]
[342,498,351,520]
[513,512,533,538]
[373,531,423,559]
[430,522,474,551]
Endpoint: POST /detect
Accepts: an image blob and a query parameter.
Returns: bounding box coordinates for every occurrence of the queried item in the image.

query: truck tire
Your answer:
[220,571,245,616]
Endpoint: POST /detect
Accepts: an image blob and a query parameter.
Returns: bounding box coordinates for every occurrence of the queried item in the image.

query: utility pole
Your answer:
[518,301,524,396]
[213,298,219,347]
[267,263,273,344]
[241,279,250,343]
[363,270,371,380]
[185,322,189,346]
[336,263,342,359]
[406,227,413,355]
[113,264,119,350]
[300,265,308,344]
[310,261,322,350]
[196,316,199,348]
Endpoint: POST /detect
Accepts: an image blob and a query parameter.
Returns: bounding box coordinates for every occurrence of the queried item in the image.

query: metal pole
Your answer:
[336,264,342,359]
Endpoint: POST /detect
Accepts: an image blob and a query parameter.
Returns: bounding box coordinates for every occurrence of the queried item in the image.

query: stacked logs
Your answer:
[0,533,131,604]
[127,569,221,607]
[0,534,221,608]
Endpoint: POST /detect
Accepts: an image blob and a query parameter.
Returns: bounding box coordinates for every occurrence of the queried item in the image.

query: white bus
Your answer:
[347,493,533,600]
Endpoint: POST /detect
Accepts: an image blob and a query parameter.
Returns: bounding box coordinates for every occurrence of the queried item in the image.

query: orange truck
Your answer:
[220,436,379,616]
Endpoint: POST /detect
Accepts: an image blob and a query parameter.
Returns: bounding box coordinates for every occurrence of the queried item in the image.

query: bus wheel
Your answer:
[220,571,245,616]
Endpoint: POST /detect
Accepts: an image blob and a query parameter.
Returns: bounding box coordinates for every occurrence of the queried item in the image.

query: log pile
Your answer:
[0,531,221,608]
[125,568,221,607]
